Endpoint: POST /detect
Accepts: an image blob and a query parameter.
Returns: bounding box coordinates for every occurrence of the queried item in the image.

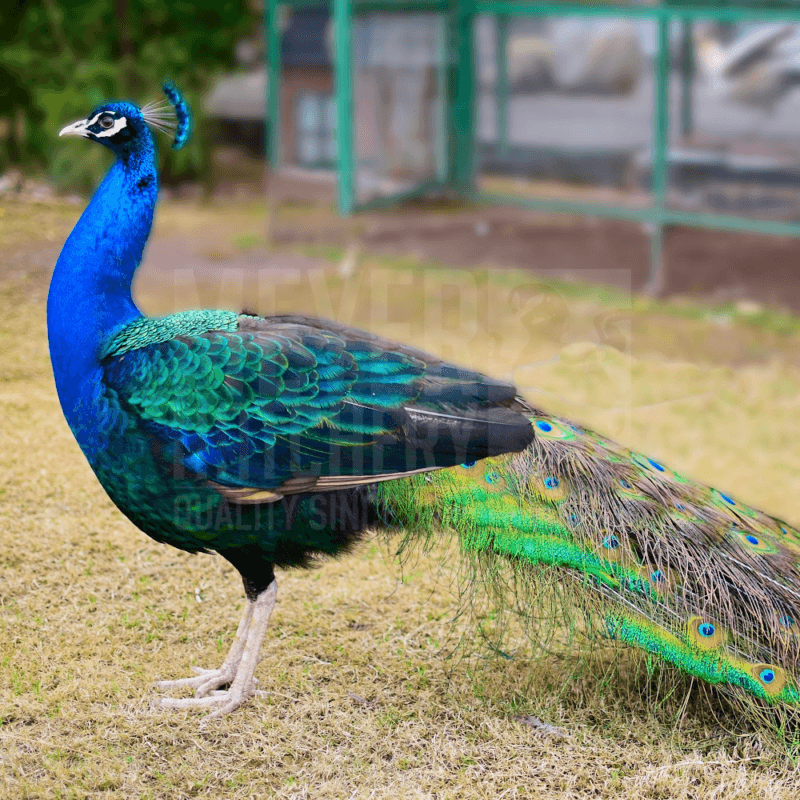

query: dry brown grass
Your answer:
[3,198,800,797]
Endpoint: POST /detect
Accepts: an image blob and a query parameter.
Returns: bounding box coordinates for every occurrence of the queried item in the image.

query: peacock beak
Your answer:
[59,120,90,138]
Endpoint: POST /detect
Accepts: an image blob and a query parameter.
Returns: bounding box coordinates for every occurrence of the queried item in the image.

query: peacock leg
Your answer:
[156,581,277,715]
[156,598,254,696]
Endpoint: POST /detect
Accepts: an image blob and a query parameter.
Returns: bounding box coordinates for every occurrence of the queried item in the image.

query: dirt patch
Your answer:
[275,205,800,312]
[260,172,800,313]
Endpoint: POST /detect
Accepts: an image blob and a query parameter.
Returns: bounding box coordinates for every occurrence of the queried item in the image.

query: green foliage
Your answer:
[0,0,258,190]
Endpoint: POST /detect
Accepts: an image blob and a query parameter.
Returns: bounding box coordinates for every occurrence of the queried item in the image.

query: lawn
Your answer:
[2,197,800,798]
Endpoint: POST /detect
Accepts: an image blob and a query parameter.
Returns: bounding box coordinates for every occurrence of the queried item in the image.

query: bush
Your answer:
[1,0,257,192]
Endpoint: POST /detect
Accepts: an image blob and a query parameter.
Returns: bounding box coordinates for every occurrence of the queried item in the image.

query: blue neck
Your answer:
[48,139,158,435]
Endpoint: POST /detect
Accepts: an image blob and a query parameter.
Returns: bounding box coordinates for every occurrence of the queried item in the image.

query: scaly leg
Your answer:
[156,581,277,715]
[156,597,254,697]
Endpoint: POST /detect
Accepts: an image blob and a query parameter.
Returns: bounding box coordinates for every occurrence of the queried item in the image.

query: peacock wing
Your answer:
[100,312,534,500]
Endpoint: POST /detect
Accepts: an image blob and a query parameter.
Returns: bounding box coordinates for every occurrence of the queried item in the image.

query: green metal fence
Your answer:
[265,1,800,290]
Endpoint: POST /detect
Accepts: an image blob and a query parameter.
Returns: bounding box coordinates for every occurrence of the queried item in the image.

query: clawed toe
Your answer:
[156,667,261,698]
[195,670,235,697]
[156,682,260,720]
[156,672,215,691]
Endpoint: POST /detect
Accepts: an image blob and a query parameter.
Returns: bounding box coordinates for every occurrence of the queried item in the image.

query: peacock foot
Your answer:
[155,581,277,718]
[155,664,260,697]
[156,683,267,719]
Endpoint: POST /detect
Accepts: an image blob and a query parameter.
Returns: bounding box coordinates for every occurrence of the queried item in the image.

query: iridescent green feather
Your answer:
[378,405,800,714]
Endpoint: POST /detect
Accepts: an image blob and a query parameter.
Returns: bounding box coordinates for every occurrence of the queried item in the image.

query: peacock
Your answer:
[49,83,800,727]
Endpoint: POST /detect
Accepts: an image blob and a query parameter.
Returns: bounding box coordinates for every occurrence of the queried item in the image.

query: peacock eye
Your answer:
[99,114,115,129]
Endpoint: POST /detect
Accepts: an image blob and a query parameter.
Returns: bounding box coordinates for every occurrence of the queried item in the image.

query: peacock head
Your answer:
[59,102,150,157]
[59,82,191,156]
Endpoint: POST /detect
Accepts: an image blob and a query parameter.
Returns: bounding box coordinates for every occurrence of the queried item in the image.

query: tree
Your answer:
[0,0,258,189]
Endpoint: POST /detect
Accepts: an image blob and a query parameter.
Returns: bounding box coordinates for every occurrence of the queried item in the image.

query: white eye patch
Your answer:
[91,115,128,138]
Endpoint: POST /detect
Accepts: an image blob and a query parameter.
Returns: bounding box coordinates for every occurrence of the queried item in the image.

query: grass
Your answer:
[2,197,800,797]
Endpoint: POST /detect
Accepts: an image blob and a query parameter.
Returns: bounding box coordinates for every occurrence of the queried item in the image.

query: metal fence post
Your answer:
[437,12,451,182]
[449,0,476,194]
[645,9,672,295]
[266,0,282,170]
[334,0,355,215]
[496,13,510,157]
[680,18,694,140]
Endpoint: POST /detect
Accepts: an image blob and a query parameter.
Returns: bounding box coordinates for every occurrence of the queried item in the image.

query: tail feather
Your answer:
[378,403,800,712]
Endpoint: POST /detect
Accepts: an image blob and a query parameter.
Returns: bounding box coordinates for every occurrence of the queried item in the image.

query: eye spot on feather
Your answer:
[483,470,507,492]
[750,663,786,695]
[532,418,576,441]
[637,565,674,594]
[461,461,476,469]
[733,528,779,554]
[615,477,649,502]
[688,616,726,649]
[530,473,569,502]
[770,522,800,554]
[776,614,800,643]
[775,522,800,542]
[709,489,756,523]
[597,533,626,563]
[631,453,675,480]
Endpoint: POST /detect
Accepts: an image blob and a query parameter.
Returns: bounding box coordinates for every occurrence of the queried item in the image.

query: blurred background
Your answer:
[0,0,261,193]
[6,1,800,307]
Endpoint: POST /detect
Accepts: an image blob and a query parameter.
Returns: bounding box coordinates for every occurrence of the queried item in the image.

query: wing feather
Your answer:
[102,313,534,499]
